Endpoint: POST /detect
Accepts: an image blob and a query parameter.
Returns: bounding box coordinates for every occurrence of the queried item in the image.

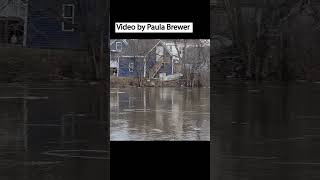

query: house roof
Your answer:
[112,40,208,63]
[121,39,159,56]
[110,39,129,46]
[145,40,174,57]
[114,39,175,57]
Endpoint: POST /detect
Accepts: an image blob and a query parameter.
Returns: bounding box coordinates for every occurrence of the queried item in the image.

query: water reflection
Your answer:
[0,83,109,180]
[212,81,320,180]
[110,87,210,141]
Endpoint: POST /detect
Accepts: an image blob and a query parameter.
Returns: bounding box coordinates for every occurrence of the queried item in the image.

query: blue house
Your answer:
[110,39,176,79]
[0,0,104,49]
[26,0,92,49]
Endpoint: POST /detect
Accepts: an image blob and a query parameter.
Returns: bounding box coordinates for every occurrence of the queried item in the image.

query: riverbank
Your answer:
[110,76,211,88]
[110,76,179,88]
[0,47,94,82]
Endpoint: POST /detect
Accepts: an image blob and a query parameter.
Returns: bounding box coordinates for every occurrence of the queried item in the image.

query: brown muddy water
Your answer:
[110,87,210,141]
[212,81,320,180]
[0,83,109,180]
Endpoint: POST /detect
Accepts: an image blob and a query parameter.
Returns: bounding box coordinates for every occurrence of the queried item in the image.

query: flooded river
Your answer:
[212,81,320,180]
[110,87,210,141]
[0,83,109,180]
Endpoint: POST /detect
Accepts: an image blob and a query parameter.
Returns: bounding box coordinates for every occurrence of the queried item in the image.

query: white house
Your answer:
[0,0,28,46]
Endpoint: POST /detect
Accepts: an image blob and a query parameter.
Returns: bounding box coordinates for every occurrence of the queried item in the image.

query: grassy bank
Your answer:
[0,47,94,82]
[110,76,180,88]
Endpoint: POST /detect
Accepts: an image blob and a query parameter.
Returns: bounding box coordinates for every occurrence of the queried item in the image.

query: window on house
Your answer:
[129,62,134,72]
[116,42,122,51]
[179,47,184,56]
[62,4,75,31]
[111,68,117,76]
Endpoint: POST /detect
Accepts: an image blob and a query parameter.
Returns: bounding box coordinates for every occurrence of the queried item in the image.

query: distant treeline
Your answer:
[211,0,320,82]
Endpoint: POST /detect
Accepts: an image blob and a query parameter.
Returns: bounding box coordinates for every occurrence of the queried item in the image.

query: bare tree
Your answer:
[76,0,109,80]
[171,39,210,87]
[128,40,146,87]
[216,0,320,82]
